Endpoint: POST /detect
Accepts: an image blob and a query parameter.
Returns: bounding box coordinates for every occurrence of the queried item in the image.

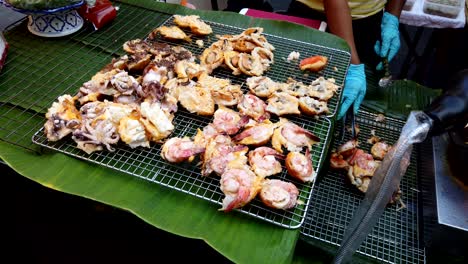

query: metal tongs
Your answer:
[339,103,356,142]
[378,57,393,88]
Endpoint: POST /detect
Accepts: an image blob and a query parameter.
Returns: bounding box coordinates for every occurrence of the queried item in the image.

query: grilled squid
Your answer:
[44,95,82,142]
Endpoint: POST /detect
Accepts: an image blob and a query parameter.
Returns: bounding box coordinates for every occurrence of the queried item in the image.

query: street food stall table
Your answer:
[0,0,444,263]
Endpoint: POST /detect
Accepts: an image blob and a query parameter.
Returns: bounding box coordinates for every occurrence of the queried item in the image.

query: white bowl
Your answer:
[27,9,84,37]
[1,0,85,37]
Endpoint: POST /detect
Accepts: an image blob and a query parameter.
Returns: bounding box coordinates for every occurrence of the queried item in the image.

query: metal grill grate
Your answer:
[156,16,350,118]
[30,15,352,228]
[33,110,332,228]
[0,6,171,151]
[301,111,426,263]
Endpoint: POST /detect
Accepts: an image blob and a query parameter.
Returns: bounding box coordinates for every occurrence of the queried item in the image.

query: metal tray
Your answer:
[301,111,425,263]
[32,16,351,229]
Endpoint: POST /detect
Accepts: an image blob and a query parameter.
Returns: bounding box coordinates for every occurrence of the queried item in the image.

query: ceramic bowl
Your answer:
[1,0,85,37]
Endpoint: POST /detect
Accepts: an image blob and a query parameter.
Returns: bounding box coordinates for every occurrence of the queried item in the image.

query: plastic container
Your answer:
[423,0,464,18]
[426,0,461,5]
[403,0,416,11]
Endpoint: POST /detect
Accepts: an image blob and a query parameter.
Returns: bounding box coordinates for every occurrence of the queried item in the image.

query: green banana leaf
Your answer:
[0,1,349,263]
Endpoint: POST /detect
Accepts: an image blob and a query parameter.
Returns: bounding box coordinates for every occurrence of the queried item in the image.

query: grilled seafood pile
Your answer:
[199,27,275,76]
[44,39,200,154]
[330,138,405,209]
[161,107,320,212]
[44,17,327,214]
[246,76,339,117]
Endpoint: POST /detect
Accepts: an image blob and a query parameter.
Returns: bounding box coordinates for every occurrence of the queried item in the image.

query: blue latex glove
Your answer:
[374,12,400,70]
[337,64,366,120]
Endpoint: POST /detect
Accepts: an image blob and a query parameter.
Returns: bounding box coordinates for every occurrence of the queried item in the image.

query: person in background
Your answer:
[288,0,406,119]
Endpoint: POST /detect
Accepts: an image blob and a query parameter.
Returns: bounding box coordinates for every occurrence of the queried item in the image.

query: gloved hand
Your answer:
[337,64,366,120]
[374,12,400,71]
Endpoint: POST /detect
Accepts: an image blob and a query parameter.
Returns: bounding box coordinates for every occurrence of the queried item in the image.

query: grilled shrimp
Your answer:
[285,149,316,183]
[271,118,320,153]
[202,135,249,176]
[161,137,205,163]
[212,107,243,135]
[248,146,284,178]
[219,166,262,212]
[237,93,270,122]
[233,120,279,146]
[259,179,299,210]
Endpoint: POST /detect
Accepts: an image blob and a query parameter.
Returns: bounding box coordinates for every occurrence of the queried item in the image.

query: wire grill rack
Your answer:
[301,111,426,263]
[33,111,331,228]
[155,16,350,118]
[0,7,172,151]
[30,15,352,229]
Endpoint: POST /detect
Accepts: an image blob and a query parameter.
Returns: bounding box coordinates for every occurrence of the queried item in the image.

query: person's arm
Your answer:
[385,0,406,18]
[323,0,360,64]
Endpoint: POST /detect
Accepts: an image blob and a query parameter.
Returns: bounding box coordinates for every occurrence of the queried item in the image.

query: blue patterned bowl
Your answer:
[1,0,85,37]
